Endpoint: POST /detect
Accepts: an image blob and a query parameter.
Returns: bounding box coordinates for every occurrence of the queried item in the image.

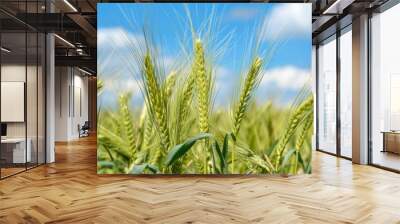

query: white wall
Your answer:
[55,67,69,141]
[55,67,89,141]
[70,73,89,138]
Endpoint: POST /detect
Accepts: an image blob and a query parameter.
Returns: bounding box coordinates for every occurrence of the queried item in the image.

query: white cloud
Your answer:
[214,65,236,106]
[263,4,311,41]
[260,66,311,90]
[102,75,140,95]
[98,27,143,48]
[99,77,144,108]
[125,79,140,92]
[162,56,177,71]
[215,65,233,78]
[228,8,261,21]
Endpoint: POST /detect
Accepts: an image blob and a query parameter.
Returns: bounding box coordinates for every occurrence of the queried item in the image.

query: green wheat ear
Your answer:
[165,71,177,97]
[118,93,136,159]
[233,57,263,137]
[194,39,209,133]
[179,72,195,121]
[97,79,104,96]
[143,53,170,152]
[295,112,313,151]
[274,96,314,168]
[231,57,263,173]
[174,71,196,143]
[97,79,104,91]
[139,106,151,150]
[293,112,313,174]
[142,116,154,150]
[193,39,212,174]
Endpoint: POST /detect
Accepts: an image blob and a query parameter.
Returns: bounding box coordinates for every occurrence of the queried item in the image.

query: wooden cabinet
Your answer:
[382,132,400,154]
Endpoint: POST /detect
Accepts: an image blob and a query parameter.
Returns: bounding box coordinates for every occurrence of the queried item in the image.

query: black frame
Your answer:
[0,0,48,180]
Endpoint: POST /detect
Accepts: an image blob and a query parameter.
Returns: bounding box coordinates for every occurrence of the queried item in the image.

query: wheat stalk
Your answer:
[139,105,154,156]
[294,112,313,173]
[233,57,263,136]
[194,39,209,134]
[97,79,104,91]
[193,39,211,173]
[231,57,263,173]
[138,104,147,131]
[119,93,136,161]
[295,112,313,151]
[274,96,313,169]
[142,117,153,151]
[165,71,177,97]
[170,71,196,145]
[143,53,170,152]
[150,145,162,165]
[180,72,195,120]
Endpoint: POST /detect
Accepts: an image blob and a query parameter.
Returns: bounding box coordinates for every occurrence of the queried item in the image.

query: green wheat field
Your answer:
[97,3,313,175]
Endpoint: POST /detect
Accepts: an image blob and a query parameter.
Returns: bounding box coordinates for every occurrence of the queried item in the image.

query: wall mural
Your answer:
[97,3,313,174]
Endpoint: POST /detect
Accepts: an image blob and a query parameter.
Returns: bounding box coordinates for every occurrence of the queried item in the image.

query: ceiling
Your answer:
[311,0,391,43]
[0,0,394,74]
[0,0,98,74]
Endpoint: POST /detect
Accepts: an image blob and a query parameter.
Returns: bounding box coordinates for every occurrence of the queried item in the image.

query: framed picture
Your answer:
[97,3,313,175]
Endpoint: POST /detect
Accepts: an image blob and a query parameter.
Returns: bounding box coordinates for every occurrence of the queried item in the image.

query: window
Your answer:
[339,27,352,158]
[370,3,400,171]
[317,35,337,154]
[0,1,46,179]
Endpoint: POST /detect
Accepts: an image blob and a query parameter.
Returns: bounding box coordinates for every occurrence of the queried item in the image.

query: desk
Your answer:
[1,138,31,163]
[382,131,400,154]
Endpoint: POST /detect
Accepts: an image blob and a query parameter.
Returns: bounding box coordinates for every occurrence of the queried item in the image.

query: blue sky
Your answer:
[98,3,312,109]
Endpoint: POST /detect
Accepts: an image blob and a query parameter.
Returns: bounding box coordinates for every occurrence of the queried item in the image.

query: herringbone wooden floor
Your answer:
[1,135,400,224]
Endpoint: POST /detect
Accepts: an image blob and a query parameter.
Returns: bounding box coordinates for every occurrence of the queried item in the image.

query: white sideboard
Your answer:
[1,138,32,163]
